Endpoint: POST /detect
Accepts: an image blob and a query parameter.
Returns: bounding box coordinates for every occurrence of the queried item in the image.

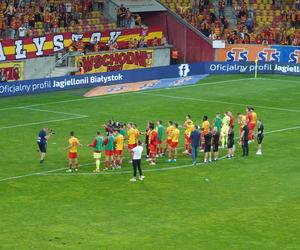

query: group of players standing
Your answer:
[58,106,264,174]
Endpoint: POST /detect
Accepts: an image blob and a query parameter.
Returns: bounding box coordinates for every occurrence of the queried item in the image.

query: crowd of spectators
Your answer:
[0,0,110,39]
[228,0,300,45]
[116,4,142,28]
[68,29,168,54]
[168,0,300,46]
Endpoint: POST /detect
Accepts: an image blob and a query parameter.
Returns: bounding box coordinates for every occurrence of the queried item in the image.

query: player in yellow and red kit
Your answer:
[248,107,257,142]
[64,131,82,172]
[168,123,180,162]
[148,123,159,165]
[237,113,247,134]
[163,120,175,156]
[114,129,124,168]
[201,115,210,151]
[183,115,194,155]
[127,123,137,163]
[133,123,140,145]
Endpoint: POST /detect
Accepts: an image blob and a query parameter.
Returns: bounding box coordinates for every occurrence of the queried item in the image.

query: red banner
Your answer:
[0,26,163,62]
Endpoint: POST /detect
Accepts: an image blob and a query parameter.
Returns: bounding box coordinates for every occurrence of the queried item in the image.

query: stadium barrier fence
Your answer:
[0,61,299,97]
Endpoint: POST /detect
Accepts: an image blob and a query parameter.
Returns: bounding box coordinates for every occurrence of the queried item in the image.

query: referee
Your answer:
[37,127,52,164]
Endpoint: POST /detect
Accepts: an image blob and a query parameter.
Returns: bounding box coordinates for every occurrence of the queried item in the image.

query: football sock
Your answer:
[96,159,100,169]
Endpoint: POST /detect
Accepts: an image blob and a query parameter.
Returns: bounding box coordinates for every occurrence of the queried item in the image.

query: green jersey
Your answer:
[120,128,126,137]
[95,136,103,151]
[215,117,222,131]
[105,135,115,150]
[156,124,164,141]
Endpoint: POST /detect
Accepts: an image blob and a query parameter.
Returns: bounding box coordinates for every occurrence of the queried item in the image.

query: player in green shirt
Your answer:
[88,131,104,173]
[213,113,222,132]
[104,131,115,170]
[156,120,164,157]
[119,123,127,137]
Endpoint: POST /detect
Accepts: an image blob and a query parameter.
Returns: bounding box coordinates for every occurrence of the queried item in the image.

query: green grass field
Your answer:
[1,74,300,250]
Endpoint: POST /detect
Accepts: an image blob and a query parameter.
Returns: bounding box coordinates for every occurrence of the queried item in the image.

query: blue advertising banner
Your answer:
[0,61,299,97]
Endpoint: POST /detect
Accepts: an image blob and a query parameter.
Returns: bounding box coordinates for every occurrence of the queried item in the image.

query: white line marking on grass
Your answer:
[0,162,94,182]
[0,78,255,111]
[20,107,87,117]
[264,125,300,134]
[0,124,300,183]
[0,116,88,130]
[139,92,300,113]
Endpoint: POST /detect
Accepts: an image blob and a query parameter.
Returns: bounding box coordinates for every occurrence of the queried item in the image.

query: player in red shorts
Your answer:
[156,120,164,157]
[64,131,82,172]
[183,115,194,155]
[103,130,115,170]
[114,129,124,168]
[148,122,158,165]
[248,107,257,142]
[127,123,137,163]
[163,121,174,156]
[168,123,180,162]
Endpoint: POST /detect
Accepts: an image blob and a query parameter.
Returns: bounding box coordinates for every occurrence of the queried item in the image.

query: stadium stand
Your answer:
[160,0,300,45]
[0,0,115,39]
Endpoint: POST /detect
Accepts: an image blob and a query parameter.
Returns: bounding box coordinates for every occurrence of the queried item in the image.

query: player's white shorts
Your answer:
[93,152,101,159]
[221,126,229,136]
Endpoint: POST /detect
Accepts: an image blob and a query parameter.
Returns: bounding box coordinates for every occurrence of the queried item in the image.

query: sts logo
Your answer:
[288,50,300,64]
[226,48,248,62]
[258,48,280,62]
[178,64,190,77]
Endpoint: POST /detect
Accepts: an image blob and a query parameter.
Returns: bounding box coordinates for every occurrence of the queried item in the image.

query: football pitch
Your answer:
[1,74,300,249]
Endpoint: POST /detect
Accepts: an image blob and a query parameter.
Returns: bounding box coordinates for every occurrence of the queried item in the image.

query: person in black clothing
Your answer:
[227,125,234,158]
[256,119,264,155]
[37,127,52,163]
[241,124,249,156]
[212,126,220,161]
[204,127,212,163]
[145,122,150,159]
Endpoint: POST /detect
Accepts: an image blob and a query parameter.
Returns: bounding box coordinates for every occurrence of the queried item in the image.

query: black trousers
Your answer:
[242,140,249,156]
[132,159,142,177]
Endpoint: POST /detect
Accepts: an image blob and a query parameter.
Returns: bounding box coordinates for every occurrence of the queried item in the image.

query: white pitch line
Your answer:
[264,125,300,134]
[0,77,258,111]
[20,107,87,117]
[1,124,300,183]
[139,92,300,113]
[0,116,88,130]
[0,162,93,182]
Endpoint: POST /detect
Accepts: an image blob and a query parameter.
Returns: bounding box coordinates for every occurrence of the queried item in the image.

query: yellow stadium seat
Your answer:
[259,4,264,10]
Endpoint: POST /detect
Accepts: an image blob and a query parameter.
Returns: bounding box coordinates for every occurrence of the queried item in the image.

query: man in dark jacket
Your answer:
[190,125,201,165]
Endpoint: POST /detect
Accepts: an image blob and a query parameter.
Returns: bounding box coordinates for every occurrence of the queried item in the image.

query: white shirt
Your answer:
[19,27,26,38]
[65,3,72,13]
[132,145,143,160]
